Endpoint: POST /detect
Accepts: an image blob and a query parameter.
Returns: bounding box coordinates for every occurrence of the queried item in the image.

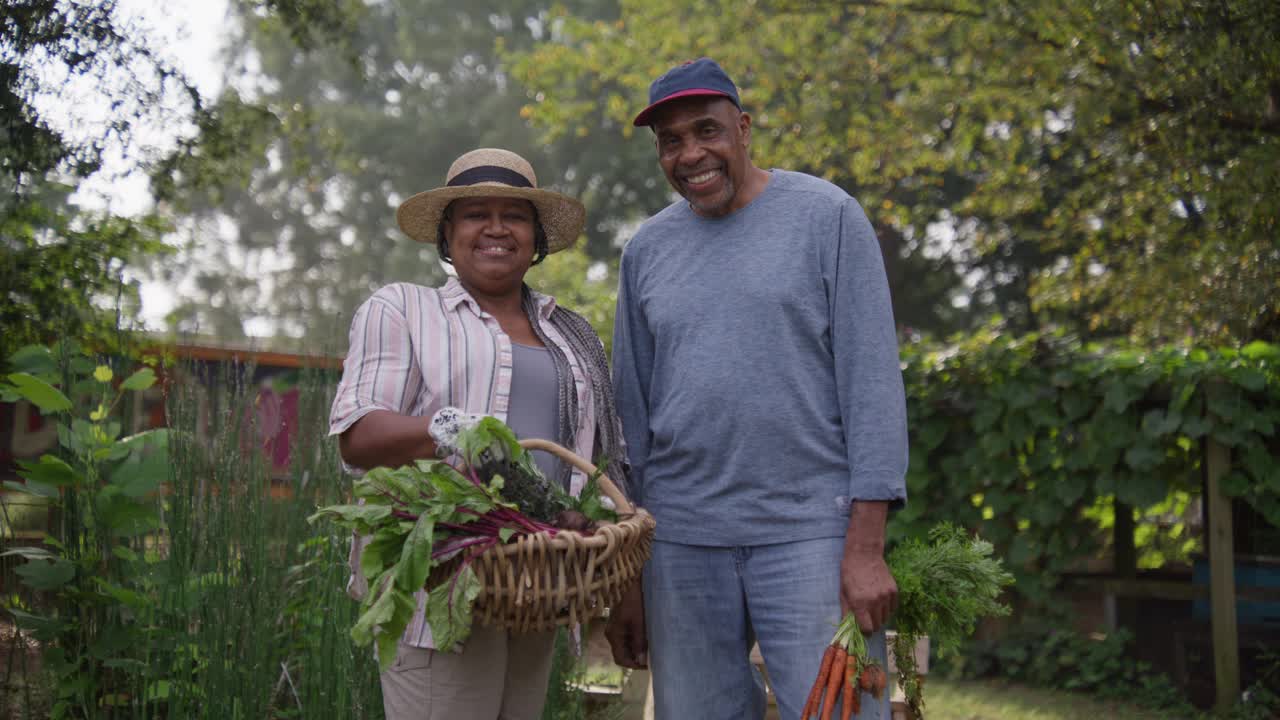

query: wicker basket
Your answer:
[452,438,655,633]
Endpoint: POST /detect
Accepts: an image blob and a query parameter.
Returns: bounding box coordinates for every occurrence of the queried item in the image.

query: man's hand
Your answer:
[841,500,897,633]
[605,580,648,669]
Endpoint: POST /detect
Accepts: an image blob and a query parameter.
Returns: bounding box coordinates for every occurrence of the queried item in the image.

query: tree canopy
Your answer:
[509,0,1280,343]
[1,0,186,358]
[153,0,666,341]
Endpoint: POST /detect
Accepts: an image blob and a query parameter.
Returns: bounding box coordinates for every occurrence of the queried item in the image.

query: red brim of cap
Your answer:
[632,89,735,127]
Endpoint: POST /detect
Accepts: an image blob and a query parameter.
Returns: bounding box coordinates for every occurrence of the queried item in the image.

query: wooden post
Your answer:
[1206,439,1240,712]
[1113,500,1137,631]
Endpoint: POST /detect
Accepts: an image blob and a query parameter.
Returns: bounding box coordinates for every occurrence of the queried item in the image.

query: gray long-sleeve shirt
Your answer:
[612,170,908,546]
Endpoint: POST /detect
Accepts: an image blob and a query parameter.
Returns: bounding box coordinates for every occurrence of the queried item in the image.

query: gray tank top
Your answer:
[507,343,563,485]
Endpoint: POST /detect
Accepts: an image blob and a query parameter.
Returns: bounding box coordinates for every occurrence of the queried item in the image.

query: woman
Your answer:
[328,148,627,720]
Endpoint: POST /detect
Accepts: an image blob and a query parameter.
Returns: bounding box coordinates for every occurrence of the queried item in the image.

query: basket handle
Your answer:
[518,438,634,515]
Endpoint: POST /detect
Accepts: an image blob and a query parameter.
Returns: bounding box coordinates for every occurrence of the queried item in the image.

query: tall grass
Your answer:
[2,358,383,719]
[3,354,602,719]
[150,360,382,718]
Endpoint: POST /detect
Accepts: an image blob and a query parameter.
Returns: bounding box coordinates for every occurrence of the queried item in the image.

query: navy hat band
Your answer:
[447,165,534,188]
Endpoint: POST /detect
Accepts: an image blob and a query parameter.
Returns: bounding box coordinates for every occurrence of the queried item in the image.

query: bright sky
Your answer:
[67,0,231,328]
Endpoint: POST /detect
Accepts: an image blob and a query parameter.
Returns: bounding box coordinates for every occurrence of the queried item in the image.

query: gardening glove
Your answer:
[428,406,489,455]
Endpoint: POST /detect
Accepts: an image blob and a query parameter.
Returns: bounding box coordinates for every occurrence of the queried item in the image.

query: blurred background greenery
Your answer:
[2,0,1279,718]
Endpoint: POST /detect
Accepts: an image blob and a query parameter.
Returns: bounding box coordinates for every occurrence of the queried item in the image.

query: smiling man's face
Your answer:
[652,96,754,218]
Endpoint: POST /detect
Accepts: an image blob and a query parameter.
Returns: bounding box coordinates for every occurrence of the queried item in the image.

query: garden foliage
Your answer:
[0,343,382,719]
[893,330,1280,608]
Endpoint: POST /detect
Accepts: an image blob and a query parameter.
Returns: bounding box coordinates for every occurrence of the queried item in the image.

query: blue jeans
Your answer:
[643,538,888,720]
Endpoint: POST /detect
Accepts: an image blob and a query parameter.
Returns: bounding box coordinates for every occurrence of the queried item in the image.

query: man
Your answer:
[605,58,908,720]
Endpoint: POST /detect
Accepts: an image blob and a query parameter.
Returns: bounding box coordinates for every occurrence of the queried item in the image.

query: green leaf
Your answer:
[9,345,56,375]
[112,546,139,563]
[575,474,619,524]
[357,581,418,672]
[1240,341,1278,361]
[1061,393,1094,422]
[68,355,95,375]
[498,527,515,543]
[93,577,150,609]
[1140,410,1181,439]
[362,529,406,582]
[1180,414,1212,438]
[425,565,481,651]
[95,489,161,537]
[1117,472,1168,507]
[377,631,401,676]
[7,608,61,634]
[90,625,137,658]
[120,367,157,391]
[1053,479,1086,505]
[110,435,169,497]
[17,455,79,488]
[351,581,400,648]
[1229,368,1266,392]
[394,514,436,595]
[14,557,75,590]
[1124,443,1164,472]
[1102,382,1140,414]
[309,503,394,531]
[5,372,71,412]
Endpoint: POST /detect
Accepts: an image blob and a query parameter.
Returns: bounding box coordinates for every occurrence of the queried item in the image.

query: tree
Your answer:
[154,0,669,342]
[2,0,371,357]
[508,0,1280,342]
[1,0,185,358]
[0,184,170,360]
[506,2,1003,335]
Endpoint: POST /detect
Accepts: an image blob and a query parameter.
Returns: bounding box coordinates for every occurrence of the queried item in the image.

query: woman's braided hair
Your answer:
[522,288,630,499]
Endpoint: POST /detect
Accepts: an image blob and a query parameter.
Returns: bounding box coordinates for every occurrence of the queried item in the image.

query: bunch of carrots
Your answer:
[800,525,1015,719]
[801,612,887,720]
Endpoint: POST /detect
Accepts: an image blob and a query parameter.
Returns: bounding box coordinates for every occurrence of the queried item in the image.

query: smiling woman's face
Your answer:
[443,196,538,299]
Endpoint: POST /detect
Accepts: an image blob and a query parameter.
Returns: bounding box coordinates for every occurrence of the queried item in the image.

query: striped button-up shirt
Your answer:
[329,277,600,648]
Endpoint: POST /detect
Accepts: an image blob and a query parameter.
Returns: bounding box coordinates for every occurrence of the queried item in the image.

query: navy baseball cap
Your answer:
[632,58,742,127]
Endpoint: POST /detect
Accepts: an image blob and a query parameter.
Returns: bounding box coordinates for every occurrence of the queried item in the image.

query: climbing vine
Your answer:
[893,330,1280,607]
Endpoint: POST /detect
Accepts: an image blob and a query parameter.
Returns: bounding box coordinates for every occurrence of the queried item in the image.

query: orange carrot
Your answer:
[871,665,888,700]
[803,644,837,719]
[859,663,877,692]
[840,654,857,720]
[819,647,847,720]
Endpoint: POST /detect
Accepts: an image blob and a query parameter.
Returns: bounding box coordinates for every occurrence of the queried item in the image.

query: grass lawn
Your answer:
[922,677,1191,720]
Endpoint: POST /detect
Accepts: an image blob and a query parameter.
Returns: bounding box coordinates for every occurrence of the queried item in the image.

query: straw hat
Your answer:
[396,148,586,253]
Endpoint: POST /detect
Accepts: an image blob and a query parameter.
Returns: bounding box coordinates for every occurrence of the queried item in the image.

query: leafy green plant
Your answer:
[888,524,1016,716]
[310,417,618,670]
[894,332,1280,610]
[1,344,170,717]
[947,625,1195,715]
[1228,649,1280,720]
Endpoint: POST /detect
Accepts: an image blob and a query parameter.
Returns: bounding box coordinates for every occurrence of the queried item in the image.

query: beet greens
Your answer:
[309,417,611,670]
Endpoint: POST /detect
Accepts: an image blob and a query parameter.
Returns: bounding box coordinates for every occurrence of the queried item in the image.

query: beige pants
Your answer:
[380,624,557,720]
